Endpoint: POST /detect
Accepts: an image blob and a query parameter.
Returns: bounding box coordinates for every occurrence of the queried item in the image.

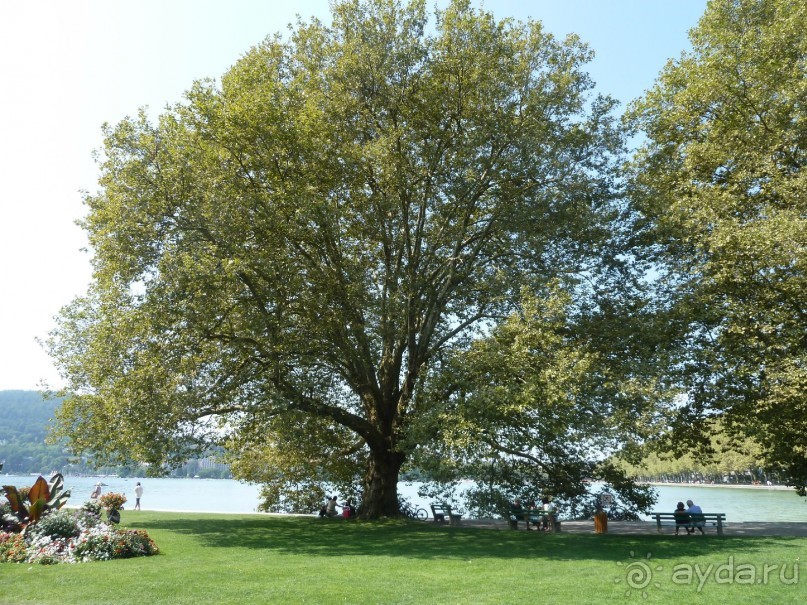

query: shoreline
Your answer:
[646,481,795,491]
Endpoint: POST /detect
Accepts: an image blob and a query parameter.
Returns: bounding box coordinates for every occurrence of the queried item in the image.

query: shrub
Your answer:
[82,500,103,516]
[0,507,159,564]
[29,509,80,540]
[1,474,72,532]
[0,532,27,563]
[1,502,22,533]
[71,525,118,562]
[112,530,160,558]
[25,533,70,564]
[99,492,127,511]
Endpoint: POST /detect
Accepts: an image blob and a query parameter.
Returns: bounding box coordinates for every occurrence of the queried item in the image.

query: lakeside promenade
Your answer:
[647,481,795,491]
[453,518,807,537]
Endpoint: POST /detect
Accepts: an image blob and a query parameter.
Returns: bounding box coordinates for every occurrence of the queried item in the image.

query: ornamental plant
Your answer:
[111,529,160,559]
[28,508,82,540]
[0,506,159,564]
[1,473,71,533]
[99,492,127,511]
[1,478,158,565]
[0,532,28,563]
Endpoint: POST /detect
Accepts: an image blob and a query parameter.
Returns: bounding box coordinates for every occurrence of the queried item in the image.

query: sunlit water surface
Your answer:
[3,475,804,521]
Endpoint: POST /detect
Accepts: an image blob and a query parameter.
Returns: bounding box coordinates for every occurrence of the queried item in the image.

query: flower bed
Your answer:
[0,506,159,564]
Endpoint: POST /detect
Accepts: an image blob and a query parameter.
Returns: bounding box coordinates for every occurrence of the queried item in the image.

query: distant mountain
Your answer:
[0,390,231,479]
[0,390,68,474]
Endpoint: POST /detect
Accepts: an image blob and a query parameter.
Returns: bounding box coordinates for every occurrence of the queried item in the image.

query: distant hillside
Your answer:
[0,390,231,479]
[0,390,68,474]
[0,390,61,438]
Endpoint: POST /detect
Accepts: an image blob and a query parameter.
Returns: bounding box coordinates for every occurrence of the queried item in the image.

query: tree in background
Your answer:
[48,0,637,517]
[627,0,806,493]
[413,285,666,518]
[617,422,770,485]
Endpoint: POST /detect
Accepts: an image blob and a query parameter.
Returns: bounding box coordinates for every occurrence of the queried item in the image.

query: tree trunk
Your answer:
[361,447,405,519]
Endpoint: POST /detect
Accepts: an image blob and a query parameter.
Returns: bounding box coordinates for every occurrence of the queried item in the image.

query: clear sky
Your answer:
[0,0,707,391]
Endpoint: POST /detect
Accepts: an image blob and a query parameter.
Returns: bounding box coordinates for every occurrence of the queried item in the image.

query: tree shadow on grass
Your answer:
[126,514,806,562]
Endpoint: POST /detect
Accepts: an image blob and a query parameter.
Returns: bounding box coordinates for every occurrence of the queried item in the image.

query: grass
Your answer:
[1,511,804,604]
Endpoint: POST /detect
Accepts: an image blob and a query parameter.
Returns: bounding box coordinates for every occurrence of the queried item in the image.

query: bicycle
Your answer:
[399,499,429,520]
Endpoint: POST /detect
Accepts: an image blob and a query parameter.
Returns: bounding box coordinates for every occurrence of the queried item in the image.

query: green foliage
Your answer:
[414,286,662,517]
[0,507,158,564]
[0,391,60,440]
[617,423,777,484]
[0,532,27,563]
[0,390,72,474]
[1,473,72,533]
[0,389,232,477]
[46,0,629,518]
[109,529,160,559]
[3,512,805,604]
[225,412,363,513]
[99,492,127,511]
[627,0,807,493]
[27,508,82,540]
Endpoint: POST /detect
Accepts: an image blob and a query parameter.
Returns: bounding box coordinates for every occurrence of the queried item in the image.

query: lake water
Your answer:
[2,475,263,515]
[636,483,806,522]
[3,475,805,522]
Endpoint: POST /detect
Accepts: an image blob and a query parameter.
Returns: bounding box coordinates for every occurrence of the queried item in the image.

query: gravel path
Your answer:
[446,519,807,537]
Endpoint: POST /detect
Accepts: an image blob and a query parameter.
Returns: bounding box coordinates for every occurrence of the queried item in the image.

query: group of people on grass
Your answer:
[674,499,705,535]
[319,495,356,519]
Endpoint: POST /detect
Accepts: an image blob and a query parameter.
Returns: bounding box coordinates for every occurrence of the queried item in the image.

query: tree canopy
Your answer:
[627,0,806,493]
[413,285,664,518]
[49,0,663,517]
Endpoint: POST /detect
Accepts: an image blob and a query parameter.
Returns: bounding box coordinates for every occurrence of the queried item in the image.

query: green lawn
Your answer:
[1,512,804,604]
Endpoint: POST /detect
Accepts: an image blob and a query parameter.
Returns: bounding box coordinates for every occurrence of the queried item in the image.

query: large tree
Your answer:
[48,0,629,517]
[412,285,665,519]
[627,0,806,492]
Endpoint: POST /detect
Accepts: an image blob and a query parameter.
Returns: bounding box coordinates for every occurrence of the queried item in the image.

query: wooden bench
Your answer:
[431,503,461,525]
[651,512,726,536]
[509,508,561,532]
[528,509,561,532]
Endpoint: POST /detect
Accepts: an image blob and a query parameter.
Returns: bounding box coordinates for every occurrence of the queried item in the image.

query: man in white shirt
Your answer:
[134,482,144,510]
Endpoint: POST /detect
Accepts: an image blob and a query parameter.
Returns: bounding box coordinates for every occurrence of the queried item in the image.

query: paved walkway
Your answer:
[450,519,807,537]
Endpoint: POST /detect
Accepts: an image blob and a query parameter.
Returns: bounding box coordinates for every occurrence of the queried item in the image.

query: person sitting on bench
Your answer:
[673,501,690,535]
[686,499,706,534]
[509,499,525,528]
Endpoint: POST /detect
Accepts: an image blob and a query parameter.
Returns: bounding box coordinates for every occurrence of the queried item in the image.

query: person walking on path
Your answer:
[134,482,144,510]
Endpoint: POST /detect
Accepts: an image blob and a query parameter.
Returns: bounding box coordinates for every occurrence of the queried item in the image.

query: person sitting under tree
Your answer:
[673,501,690,535]
[686,499,706,535]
